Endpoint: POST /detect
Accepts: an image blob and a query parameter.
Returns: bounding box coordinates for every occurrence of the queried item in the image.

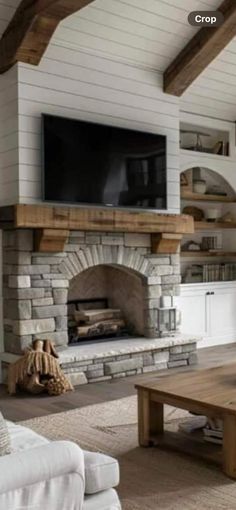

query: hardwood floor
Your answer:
[1,343,236,422]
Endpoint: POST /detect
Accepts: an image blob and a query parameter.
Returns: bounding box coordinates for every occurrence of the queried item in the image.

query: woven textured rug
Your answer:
[20,396,236,510]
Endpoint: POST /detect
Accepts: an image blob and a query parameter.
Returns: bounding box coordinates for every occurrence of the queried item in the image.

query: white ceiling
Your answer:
[0,0,236,121]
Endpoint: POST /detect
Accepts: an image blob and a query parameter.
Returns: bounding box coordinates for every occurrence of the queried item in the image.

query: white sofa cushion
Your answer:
[83,488,121,510]
[6,421,49,452]
[0,413,11,456]
[84,450,119,495]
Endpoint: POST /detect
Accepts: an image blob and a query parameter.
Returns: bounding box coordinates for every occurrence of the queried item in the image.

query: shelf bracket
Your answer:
[151,233,182,254]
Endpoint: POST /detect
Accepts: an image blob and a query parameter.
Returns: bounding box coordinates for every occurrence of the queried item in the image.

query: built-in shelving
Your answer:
[195,221,236,230]
[181,191,235,203]
[181,251,236,257]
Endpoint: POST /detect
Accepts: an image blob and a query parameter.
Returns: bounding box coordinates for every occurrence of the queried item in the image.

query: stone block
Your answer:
[32,257,63,265]
[14,265,50,275]
[182,343,196,353]
[4,333,32,354]
[168,360,187,368]
[153,351,169,363]
[144,298,160,309]
[144,308,157,329]
[126,370,137,376]
[87,363,103,371]
[124,233,150,247]
[147,256,170,265]
[4,299,31,320]
[55,316,68,331]
[155,362,168,370]
[105,357,143,375]
[150,266,173,276]
[102,235,123,245]
[143,327,158,338]
[4,251,31,265]
[112,372,126,379]
[53,289,68,304]
[171,254,180,264]
[31,280,51,288]
[145,285,162,299]
[85,234,100,244]
[9,275,31,288]
[142,353,154,366]
[15,230,33,251]
[33,331,68,345]
[86,369,104,379]
[188,353,198,365]
[173,265,180,275]
[161,275,181,285]
[116,354,131,361]
[3,231,15,248]
[5,288,44,300]
[162,285,180,296]
[44,289,53,298]
[146,276,161,285]
[31,275,41,280]
[88,376,112,383]
[32,305,67,319]
[51,280,69,288]
[142,365,157,373]
[170,346,183,354]
[13,318,55,336]
[43,274,65,280]
[169,353,189,361]
[69,231,85,237]
[67,372,88,386]
[32,298,54,306]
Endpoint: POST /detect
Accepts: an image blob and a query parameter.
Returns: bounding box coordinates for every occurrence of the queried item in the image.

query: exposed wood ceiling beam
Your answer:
[164,0,236,96]
[0,0,95,74]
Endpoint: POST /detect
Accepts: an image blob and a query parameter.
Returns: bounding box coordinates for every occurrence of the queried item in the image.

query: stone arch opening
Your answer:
[67,263,147,343]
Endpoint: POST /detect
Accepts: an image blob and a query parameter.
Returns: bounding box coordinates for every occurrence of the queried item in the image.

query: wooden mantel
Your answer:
[0,204,194,253]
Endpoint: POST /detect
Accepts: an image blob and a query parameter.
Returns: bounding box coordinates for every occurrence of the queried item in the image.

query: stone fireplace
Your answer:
[0,204,198,384]
[3,229,181,354]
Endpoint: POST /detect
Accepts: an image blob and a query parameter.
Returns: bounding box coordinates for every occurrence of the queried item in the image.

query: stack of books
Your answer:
[203,418,223,444]
[203,263,236,282]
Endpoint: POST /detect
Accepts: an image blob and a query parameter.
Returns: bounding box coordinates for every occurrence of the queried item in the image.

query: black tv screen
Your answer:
[42,114,167,209]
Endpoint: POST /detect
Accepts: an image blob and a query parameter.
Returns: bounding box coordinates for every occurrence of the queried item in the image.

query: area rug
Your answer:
[20,396,236,510]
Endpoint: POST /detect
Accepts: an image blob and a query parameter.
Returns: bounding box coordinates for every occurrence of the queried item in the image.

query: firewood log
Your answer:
[74,308,122,324]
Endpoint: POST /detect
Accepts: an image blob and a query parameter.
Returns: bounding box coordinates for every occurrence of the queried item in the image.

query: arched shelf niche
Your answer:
[180,162,236,197]
[180,166,236,200]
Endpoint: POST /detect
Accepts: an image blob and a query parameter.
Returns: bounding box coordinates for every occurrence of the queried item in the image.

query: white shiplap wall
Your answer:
[0,0,229,208]
[0,66,18,205]
[17,47,180,212]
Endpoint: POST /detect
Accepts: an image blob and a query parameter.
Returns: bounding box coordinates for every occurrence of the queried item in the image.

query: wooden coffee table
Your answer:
[135,363,236,479]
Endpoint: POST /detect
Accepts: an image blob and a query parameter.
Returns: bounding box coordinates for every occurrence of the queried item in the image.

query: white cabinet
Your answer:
[176,282,236,348]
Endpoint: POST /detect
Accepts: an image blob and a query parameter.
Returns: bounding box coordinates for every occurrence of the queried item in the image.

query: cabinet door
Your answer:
[209,288,236,338]
[176,292,209,337]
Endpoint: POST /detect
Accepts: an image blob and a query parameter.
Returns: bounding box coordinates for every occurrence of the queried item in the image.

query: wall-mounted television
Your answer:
[42,114,167,210]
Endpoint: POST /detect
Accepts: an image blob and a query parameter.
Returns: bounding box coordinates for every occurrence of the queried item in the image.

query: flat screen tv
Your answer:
[42,114,167,210]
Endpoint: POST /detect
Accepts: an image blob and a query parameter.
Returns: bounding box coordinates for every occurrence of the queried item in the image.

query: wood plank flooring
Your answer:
[1,343,236,422]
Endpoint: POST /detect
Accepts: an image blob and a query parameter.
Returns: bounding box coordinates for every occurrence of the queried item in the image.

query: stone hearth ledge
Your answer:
[0,334,201,385]
[59,334,201,363]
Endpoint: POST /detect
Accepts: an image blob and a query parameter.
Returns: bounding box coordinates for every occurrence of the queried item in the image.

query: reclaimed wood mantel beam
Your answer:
[164,0,236,96]
[0,0,95,74]
[0,204,194,235]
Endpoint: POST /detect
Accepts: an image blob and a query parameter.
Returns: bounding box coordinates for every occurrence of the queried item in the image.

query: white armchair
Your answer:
[0,421,121,510]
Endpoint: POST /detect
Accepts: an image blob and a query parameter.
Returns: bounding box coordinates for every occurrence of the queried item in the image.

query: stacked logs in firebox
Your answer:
[69,308,127,342]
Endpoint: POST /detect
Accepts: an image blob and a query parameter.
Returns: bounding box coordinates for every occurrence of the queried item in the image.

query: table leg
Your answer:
[223,414,236,479]
[137,388,163,447]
